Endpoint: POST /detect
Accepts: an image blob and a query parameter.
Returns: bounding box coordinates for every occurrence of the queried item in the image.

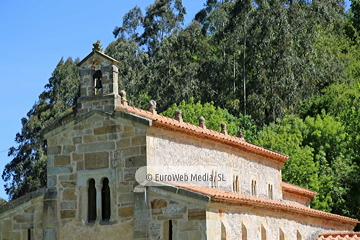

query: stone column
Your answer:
[43,189,58,240]
[134,186,150,239]
[96,183,103,221]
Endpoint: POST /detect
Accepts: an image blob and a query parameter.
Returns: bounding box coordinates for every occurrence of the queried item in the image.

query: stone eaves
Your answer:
[318,232,360,240]
[77,50,120,67]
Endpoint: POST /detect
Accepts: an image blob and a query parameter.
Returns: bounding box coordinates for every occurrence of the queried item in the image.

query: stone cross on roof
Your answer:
[92,40,103,52]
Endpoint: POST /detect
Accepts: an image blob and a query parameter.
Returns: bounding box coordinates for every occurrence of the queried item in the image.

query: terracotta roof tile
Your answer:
[115,105,288,163]
[318,232,360,240]
[173,185,358,225]
[282,182,317,199]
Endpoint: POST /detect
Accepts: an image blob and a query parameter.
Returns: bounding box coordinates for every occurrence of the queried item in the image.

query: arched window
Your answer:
[261,224,267,240]
[268,184,273,200]
[279,228,285,240]
[88,179,97,222]
[242,223,247,240]
[102,177,111,221]
[251,180,257,196]
[297,230,302,240]
[221,222,227,240]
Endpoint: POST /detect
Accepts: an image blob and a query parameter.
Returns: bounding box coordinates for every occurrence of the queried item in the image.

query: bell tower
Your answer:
[77,40,121,115]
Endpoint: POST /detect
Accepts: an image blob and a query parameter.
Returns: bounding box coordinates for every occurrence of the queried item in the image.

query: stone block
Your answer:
[54,155,70,166]
[116,138,131,148]
[150,222,161,230]
[122,146,141,157]
[76,161,84,171]
[108,133,119,140]
[47,137,58,146]
[178,221,199,231]
[134,219,149,230]
[62,145,75,154]
[61,210,75,219]
[60,201,77,210]
[94,125,122,135]
[60,181,75,188]
[47,145,61,155]
[119,193,134,205]
[47,166,72,175]
[132,136,146,146]
[151,199,167,209]
[134,230,148,239]
[188,209,206,220]
[72,153,83,161]
[97,135,108,142]
[78,142,115,153]
[134,210,149,219]
[43,229,57,240]
[13,213,33,223]
[124,125,134,131]
[85,152,109,170]
[157,214,183,220]
[63,188,76,201]
[119,206,134,218]
[121,131,135,138]
[47,175,57,188]
[125,156,146,167]
[188,231,202,240]
[164,206,187,214]
[83,135,97,143]
[72,136,82,144]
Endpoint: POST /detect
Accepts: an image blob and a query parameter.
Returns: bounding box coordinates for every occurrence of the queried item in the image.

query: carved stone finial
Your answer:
[175,109,183,123]
[237,129,244,140]
[221,122,228,135]
[199,116,206,129]
[149,100,157,114]
[119,90,128,107]
[92,40,103,52]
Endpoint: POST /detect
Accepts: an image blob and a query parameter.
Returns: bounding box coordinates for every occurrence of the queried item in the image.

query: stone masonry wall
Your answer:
[221,209,342,240]
[45,112,148,240]
[146,189,207,240]
[147,130,283,202]
[0,190,44,240]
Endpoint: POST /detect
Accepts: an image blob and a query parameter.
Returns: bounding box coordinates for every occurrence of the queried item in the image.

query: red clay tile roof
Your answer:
[115,105,288,163]
[318,232,360,240]
[282,182,317,199]
[173,184,358,225]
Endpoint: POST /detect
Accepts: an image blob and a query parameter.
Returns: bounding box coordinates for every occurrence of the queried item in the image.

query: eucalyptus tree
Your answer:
[2,58,79,199]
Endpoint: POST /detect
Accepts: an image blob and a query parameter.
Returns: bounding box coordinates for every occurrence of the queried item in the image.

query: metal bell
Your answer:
[93,70,103,89]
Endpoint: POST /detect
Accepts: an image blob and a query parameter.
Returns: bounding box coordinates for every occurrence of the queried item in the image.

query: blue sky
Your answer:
[0,0,204,201]
[0,0,352,201]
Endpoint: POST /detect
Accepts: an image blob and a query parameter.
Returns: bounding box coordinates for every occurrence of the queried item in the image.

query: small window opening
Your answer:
[163,220,173,240]
[88,178,97,222]
[236,176,239,193]
[221,222,227,240]
[28,229,31,240]
[242,223,247,240]
[261,224,267,240]
[102,178,111,221]
[93,70,103,95]
[268,184,273,200]
[280,228,285,240]
[251,180,257,196]
[297,230,302,240]
[214,171,218,188]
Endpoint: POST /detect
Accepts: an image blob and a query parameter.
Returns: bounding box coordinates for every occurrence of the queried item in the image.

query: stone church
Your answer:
[1,43,359,240]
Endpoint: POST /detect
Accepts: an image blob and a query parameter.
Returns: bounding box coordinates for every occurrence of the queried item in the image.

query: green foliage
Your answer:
[160,97,258,139]
[255,113,358,214]
[0,198,7,206]
[2,58,79,200]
